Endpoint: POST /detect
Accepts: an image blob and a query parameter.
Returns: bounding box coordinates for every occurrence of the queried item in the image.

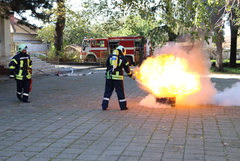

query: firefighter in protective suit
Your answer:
[102,45,134,110]
[9,44,32,103]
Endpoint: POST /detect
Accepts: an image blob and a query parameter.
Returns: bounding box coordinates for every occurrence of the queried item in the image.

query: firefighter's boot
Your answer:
[102,100,108,110]
[17,92,22,101]
[22,93,30,103]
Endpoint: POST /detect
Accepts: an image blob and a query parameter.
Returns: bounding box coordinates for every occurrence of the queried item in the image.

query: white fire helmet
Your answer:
[117,45,126,56]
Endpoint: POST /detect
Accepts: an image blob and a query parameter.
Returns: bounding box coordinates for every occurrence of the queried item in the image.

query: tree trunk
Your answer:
[139,37,145,66]
[229,24,238,68]
[215,29,223,72]
[54,0,65,56]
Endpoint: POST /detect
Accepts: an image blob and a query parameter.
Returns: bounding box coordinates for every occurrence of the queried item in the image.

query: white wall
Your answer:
[13,34,37,41]
[25,43,49,53]
[12,33,49,54]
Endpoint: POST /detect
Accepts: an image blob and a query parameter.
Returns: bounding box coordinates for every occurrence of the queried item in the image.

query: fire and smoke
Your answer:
[134,53,201,97]
[134,42,219,108]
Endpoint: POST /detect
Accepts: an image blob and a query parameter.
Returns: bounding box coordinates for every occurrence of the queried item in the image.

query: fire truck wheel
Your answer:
[86,54,97,62]
[88,59,96,62]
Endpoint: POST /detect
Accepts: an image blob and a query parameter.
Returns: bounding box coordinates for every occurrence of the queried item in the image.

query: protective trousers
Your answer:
[102,79,127,110]
[16,79,30,102]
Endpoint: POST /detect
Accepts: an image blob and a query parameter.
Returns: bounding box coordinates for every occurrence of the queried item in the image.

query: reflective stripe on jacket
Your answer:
[9,52,32,80]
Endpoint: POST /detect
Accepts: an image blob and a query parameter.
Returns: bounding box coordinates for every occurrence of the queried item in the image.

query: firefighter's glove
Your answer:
[130,75,135,80]
[9,75,14,79]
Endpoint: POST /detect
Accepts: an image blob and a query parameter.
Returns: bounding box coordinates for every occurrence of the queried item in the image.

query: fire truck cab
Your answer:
[82,36,151,65]
[82,38,108,62]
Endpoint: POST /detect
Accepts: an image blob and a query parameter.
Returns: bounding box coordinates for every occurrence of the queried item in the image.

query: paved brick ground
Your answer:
[0,68,240,161]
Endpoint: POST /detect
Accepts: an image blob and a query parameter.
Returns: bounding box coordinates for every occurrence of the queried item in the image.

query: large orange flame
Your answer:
[134,54,201,97]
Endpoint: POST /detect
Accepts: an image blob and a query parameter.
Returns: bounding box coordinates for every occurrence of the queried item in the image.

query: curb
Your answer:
[0,66,105,82]
[58,66,104,74]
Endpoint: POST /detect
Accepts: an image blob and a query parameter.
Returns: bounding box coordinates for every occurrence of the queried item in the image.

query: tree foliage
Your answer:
[37,6,93,46]
[82,0,215,45]
[0,0,53,29]
[37,24,55,44]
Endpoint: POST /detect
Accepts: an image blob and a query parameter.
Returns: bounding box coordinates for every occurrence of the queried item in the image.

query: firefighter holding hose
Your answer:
[102,45,134,110]
[9,44,32,103]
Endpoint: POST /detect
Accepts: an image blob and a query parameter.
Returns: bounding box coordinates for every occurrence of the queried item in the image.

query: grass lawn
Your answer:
[210,60,240,74]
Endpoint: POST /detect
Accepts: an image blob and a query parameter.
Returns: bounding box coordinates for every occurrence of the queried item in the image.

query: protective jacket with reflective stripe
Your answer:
[106,52,132,80]
[9,52,32,80]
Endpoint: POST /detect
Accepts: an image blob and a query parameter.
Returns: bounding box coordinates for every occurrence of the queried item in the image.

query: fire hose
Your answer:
[133,77,153,94]
[134,78,148,88]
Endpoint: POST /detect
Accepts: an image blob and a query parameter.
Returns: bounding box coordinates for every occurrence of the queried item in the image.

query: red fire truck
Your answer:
[81,36,151,66]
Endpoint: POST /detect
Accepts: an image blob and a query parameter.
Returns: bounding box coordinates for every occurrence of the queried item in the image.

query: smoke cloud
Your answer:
[214,82,240,106]
[140,94,172,108]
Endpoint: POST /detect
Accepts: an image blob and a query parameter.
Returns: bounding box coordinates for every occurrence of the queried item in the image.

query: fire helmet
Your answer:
[117,45,126,56]
[18,44,28,52]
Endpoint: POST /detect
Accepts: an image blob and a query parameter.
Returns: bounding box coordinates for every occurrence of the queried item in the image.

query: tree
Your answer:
[214,28,224,71]
[209,3,225,72]
[37,6,93,47]
[207,0,240,70]
[0,0,53,29]
[162,0,177,41]
[229,6,239,68]
[37,24,55,44]
[211,0,240,69]
[54,0,66,56]
[103,14,155,37]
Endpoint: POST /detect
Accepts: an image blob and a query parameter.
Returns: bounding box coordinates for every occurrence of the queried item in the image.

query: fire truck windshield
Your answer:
[83,40,90,47]
[82,40,91,51]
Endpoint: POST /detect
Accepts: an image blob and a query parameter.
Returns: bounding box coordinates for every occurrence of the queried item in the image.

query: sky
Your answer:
[224,24,230,36]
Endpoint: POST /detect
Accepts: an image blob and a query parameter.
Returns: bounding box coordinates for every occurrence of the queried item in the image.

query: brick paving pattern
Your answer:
[0,68,240,161]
